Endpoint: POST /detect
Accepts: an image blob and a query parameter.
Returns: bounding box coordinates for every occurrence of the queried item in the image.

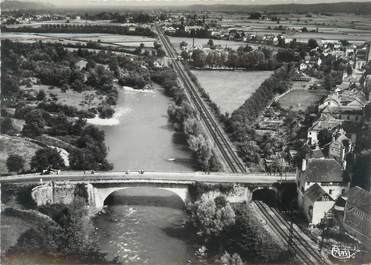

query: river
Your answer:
[93,85,202,265]
[94,84,194,172]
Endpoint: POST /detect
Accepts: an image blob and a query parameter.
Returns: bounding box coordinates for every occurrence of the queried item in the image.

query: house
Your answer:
[303,183,335,225]
[343,186,371,243]
[328,128,352,169]
[307,117,343,145]
[297,158,350,224]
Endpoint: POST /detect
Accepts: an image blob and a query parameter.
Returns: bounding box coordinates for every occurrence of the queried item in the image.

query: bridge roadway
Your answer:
[0,171,296,184]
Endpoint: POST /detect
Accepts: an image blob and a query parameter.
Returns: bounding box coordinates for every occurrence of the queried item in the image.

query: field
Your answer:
[168,36,258,52]
[21,84,107,111]
[192,70,273,114]
[278,89,328,112]
[0,135,41,174]
[219,13,371,43]
[1,33,156,47]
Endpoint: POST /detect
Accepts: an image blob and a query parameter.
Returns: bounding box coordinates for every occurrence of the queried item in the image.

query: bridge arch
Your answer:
[93,185,190,211]
[251,186,278,206]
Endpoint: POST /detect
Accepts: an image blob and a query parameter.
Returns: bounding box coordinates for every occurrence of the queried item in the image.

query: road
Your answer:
[0,171,295,184]
[156,25,247,174]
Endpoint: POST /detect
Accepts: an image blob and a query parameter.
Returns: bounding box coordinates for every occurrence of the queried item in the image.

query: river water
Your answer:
[93,85,201,265]
[95,84,194,172]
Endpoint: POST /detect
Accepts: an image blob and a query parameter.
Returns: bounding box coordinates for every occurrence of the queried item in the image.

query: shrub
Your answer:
[6,155,25,173]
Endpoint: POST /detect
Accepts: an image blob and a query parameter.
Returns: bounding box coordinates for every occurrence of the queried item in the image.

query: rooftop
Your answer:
[305,183,332,202]
[347,186,371,216]
[304,158,346,183]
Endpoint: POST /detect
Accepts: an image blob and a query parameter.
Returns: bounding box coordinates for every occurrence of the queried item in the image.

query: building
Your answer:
[297,158,350,225]
[307,117,343,146]
[328,128,352,169]
[343,186,371,243]
[302,183,335,225]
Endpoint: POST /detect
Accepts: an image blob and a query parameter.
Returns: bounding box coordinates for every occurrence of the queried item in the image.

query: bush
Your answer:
[6,155,25,173]
[1,117,16,135]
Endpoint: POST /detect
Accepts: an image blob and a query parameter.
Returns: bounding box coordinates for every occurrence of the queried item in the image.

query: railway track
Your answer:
[156,27,328,264]
[254,201,328,265]
[156,25,246,173]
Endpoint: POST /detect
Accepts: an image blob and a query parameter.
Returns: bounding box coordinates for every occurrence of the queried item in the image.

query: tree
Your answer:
[188,193,235,239]
[30,148,65,171]
[308,38,319,50]
[1,117,15,135]
[6,155,25,173]
[37,89,46,101]
[179,41,188,49]
[180,50,189,60]
[346,63,353,76]
[318,129,332,147]
[207,39,215,49]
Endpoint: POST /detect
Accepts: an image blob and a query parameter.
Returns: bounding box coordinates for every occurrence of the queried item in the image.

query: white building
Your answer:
[297,158,350,225]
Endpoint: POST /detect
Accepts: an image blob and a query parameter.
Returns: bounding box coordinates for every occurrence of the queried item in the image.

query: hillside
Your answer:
[1,0,54,10]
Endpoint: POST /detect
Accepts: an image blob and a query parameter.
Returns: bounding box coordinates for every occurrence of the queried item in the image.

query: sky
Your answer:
[3,0,371,7]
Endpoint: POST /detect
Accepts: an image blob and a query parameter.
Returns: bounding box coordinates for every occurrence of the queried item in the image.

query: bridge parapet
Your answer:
[30,177,294,214]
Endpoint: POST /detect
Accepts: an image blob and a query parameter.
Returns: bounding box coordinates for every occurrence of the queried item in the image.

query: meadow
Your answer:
[192,70,273,114]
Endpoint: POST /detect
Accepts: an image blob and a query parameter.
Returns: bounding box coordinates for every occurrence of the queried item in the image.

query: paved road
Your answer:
[0,171,296,184]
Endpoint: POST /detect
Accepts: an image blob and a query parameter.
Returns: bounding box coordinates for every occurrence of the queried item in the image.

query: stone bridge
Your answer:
[21,171,296,213]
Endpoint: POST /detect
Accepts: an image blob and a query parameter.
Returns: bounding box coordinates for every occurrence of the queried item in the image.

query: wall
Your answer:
[312,201,335,225]
[32,182,81,206]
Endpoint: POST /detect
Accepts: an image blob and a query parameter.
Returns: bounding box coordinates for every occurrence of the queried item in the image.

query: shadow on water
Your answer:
[104,188,185,209]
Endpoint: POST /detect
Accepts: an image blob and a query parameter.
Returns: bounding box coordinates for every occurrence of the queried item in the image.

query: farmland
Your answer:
[0,32,156,47]
[192,70,273,114]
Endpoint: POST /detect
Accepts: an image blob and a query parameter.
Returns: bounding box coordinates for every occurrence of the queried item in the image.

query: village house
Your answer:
[343,186,371,243]
[297,158,350,225]
[319,88,366,124]
[307,116,343,146]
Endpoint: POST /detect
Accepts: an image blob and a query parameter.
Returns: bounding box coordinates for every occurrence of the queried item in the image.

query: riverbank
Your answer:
[1,39,163,173]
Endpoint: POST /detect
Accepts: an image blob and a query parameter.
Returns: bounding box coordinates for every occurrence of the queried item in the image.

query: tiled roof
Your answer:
[311,119,343,131]
[305,183,332,202]
[304,158,345,182]
[347,186,371,216]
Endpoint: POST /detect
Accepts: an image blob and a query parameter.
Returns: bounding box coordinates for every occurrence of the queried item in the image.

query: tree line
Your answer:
[189,45,278,70]
[223,64,294,167]
[2,23,156,37]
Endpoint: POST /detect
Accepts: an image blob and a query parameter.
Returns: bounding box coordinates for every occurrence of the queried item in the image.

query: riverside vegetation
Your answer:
[2,184,118,264]
[186,183,293,264]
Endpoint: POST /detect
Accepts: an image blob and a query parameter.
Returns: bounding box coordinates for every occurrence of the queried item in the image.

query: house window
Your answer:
[329,189,333,195]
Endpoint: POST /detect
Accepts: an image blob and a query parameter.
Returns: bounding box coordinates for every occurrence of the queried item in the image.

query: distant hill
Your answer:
[189,2,371,14]
[1,0,54,10]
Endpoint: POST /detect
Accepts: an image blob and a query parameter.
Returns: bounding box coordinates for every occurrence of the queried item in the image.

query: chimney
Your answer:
[302,158,307,171]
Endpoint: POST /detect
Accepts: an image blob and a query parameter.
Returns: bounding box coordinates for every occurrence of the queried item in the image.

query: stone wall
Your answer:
[32,182,80,206]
